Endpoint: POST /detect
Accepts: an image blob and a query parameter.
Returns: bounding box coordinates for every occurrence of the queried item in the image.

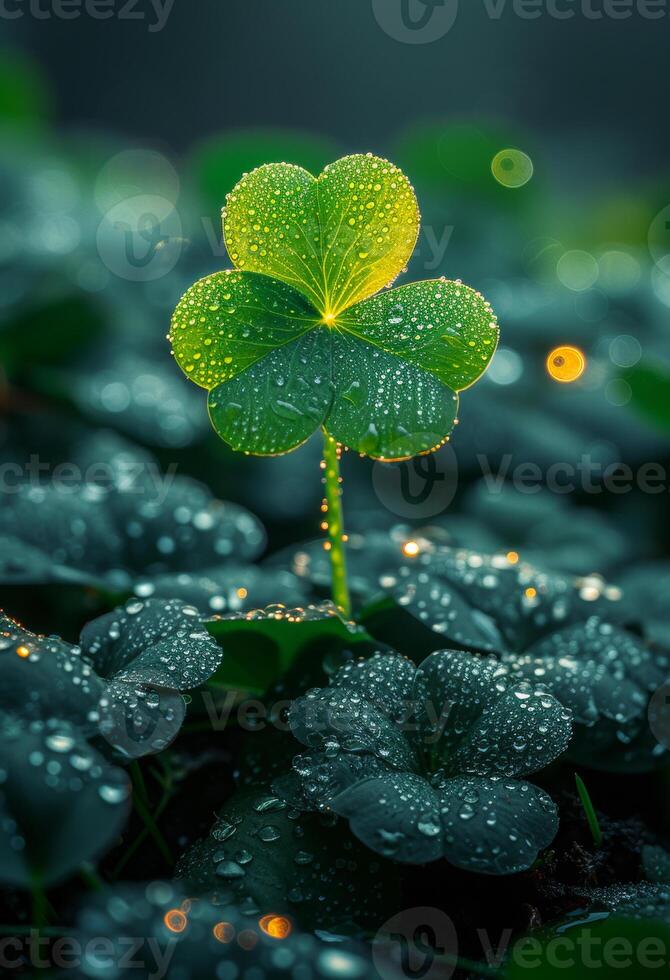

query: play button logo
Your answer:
[372,0,459,44]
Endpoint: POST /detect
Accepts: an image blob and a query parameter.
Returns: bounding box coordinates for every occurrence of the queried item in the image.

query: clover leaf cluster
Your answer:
[169,154,499,460]
[276,649,572,874]
[0,598,222,888]
[283,534,670,771]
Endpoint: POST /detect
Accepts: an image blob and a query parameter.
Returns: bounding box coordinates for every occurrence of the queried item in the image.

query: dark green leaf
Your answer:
[0,717,130,888]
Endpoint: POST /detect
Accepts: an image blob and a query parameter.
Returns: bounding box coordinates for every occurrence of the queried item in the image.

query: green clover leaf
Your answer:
[170,154,499,460]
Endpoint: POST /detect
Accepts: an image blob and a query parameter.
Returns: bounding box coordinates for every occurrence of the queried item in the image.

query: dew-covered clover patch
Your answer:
[275,649,572,873]
[80,597,223,758]
[386,546,627,649]
[0,614,130,887]
[386,551,669,771]
[275,537,670,771]
[169,154,499,460]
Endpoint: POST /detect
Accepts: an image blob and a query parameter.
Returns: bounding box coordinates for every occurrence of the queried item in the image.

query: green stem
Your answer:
[321,431,351,618]
[575,772,603,847]
[30,880,48,930]
[113,759,176,878]
[128,761,173,866]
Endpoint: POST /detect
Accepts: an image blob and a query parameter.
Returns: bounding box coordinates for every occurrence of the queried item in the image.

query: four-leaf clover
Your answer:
[169,154,499,460]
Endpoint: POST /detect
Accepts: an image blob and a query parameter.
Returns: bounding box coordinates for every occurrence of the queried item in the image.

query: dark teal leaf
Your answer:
[0,613,104,735]
[330,772,444,864]
[289,686,417,771]
[0,716,130,888]
[436,775,558,875]
[81,598,222,759]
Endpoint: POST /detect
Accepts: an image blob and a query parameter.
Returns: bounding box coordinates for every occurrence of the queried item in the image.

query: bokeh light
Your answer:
[491,148,533,188]
[163,909,187,933]
[609,334,642,368]
[259,914,292,939]
[487,346,524,385]
[546,346,586,383]
[556,250,599,291]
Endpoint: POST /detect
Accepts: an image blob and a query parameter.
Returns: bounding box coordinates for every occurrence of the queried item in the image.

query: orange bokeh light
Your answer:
[163,909,187,933]
[259,914,292,940]
[546,346,586,383]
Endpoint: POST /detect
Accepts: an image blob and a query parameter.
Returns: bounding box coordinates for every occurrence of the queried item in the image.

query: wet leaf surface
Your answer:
[176,786,401,933]
[81,598,223,758]
[0,716,130,887]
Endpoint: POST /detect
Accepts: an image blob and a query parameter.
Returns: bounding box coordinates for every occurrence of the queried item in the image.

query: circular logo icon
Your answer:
[372,443,459,518]
[648,681,670,755]
[373,906,458,980]
[648,205,670,278]
[372,0,459,44]
[97,194,184,282]
[98,676,186,759]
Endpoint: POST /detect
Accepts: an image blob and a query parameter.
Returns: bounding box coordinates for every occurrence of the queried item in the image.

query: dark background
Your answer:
[2,0,666,171]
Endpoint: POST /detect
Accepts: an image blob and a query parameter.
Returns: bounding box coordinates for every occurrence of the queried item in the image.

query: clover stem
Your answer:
[30,878,48,930]
[321,431,351,619]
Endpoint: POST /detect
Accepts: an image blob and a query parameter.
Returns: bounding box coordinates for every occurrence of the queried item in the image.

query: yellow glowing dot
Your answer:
[236,587,248,599]
[546,346,586,383]
[402,541,420,558]
[323,312,337,326]
[259,915,292,939]
[163,909,187,933]
[525,587,537,599]
[506,551,519,565]
[323,541,332,551]
[16,645,30,659]
[213,921,235,943]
